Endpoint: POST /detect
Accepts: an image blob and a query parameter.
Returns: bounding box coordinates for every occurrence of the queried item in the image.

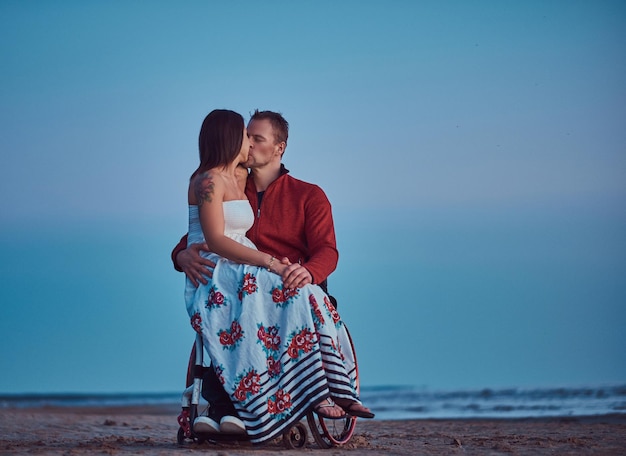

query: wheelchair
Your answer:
[176,318,360,449]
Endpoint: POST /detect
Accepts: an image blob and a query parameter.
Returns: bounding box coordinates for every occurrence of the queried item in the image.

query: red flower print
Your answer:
[234,369,262,402]
[230,320,243,340]
[287,345,299,359]
[218,320,244,349]
[272,287,285,303]
[243,273,257,292]
[287,327,316,359]
[257,324,281,352]
[242,371,260,392]
[211,290,224,304]
[268,389,292,418]
[266,356,282,378]
[284,287,299,300]
[268,398,277,414]
[238,273,258,300]
[276,389,291,411]
[219,331,233,346]
[234,388,247,402]
[309,294,325,327]
[190,312,202,333]
[271,286,300,307]
[206,286,226,309]
[324,296,341,325]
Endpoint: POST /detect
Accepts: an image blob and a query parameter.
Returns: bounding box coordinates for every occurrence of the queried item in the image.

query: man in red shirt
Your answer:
[172,110,343,433]
[173,110,338,291]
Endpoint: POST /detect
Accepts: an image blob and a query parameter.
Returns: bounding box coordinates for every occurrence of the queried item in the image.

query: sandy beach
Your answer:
[1,404,625,455]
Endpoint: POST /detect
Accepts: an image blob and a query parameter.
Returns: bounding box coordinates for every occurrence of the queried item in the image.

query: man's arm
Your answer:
[171,234,189,272]
[171,233,215,287]
[300,186,339,283]
[282,186,338,289]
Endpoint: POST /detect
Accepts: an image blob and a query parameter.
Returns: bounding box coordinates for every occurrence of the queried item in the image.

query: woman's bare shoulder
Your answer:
[190,169,224,206]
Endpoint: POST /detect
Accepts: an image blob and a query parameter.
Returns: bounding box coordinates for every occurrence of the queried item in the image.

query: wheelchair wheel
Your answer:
[177,340,207,445]
[307,412,356,448]
[282,422,308,449]
[177,426,185,445]
[307,325,359,448]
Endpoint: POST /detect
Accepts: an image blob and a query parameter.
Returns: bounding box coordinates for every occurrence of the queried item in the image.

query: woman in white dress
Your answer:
[184,109,373,444]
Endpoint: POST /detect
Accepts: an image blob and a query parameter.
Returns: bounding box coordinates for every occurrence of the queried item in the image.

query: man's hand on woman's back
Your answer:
[178,243,215,287]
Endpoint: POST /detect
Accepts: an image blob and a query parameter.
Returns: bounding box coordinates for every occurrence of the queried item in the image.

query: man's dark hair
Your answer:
[250,109,289,145]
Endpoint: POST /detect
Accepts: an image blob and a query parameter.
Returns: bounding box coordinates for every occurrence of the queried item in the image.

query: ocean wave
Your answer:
[359,384,626,420]
[2,384,625,420]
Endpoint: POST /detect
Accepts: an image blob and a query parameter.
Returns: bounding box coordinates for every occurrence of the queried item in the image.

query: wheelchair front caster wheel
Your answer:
[177,427,186,445]
[283,422,308,449]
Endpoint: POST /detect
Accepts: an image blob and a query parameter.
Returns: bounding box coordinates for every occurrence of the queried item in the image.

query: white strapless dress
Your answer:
[184,200,359,444]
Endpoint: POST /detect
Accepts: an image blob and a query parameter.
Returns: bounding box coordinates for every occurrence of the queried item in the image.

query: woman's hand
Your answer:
[270,257,289,277]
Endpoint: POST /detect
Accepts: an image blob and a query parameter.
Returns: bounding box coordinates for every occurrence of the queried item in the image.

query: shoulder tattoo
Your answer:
[194,172,215,206]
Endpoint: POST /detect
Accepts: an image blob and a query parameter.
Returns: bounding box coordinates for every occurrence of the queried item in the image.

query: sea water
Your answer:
[2,384,625,420]
[358,384,626,420]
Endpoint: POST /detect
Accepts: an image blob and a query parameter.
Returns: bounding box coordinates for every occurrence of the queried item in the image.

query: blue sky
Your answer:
[1,1,625,394]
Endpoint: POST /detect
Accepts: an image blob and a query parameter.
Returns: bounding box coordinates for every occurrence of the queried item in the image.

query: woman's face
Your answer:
[239,127,251,163]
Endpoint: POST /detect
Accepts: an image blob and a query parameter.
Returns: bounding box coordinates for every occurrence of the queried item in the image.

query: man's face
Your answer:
[245,118,283,168]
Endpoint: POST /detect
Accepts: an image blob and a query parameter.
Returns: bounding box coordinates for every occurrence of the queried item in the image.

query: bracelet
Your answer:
[267,256,275,272]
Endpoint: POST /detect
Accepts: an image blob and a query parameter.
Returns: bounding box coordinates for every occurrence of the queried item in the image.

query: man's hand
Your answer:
[177,243,215,287]
[281,260,313,289]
